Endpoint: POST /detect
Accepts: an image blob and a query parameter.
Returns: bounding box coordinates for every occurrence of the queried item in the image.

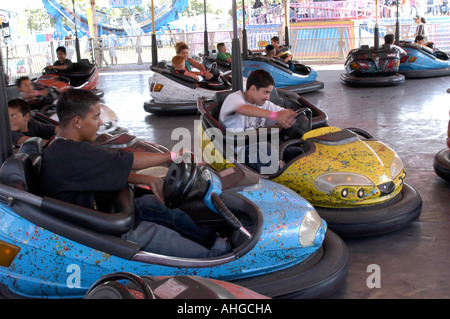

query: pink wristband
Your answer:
[269,111,278,120]
[200,71,204,76]
[34,91,40,96]
[170,151,177,162]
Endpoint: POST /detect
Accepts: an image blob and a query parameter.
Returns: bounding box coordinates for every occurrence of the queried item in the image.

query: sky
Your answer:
[1,0,233,13]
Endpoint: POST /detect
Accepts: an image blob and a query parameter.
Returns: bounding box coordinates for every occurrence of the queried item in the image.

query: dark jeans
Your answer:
[243,144,304,173]
[134,195,217,248]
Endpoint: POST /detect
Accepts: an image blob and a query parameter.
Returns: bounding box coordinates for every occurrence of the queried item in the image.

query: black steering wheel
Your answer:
[42,66,58,75]
[84,272,155,299]
[207,62,217,75]
[283,107,313,139]
[163,153,198,208]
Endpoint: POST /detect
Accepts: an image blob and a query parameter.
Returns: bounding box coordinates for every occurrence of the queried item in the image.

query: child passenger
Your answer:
[8,99,58,146]
[172,55,199,81]
[216,42,232,63]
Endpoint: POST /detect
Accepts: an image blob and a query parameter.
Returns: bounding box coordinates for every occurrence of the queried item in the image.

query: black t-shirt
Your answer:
[40,139,134,209]
[54,59,73,72]
[11,120,57,145]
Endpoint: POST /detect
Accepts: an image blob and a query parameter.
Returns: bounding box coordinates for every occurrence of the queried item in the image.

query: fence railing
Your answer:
[2,21,450,85]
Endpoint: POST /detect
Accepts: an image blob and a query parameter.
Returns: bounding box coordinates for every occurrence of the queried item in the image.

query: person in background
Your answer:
[8,98,58,147]
[46,46,73,73]
[384,34,407,56]
[107,29,118,66]
[265,44,295,70]
[175,42,213,80]
[16,76,53,109]
[216,42,232,63]
[414,35,434,54]
[171,55,199,81]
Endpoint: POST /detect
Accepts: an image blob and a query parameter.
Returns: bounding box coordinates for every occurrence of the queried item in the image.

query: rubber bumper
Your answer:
[399,67,450,79]
[283,81,325,94]
[143,99,198,115]
[434,148,450,182]
[230,230,349,299]
[315,183,422,238]
[340,73,405,87]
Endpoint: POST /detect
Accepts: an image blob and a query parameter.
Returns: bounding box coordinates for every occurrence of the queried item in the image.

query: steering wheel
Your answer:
[84,272,155,299]
[207,62,217,75]
[42,66,58,75]
[283,107,313,139]
[163,153,198,208]
[219,72,231,86]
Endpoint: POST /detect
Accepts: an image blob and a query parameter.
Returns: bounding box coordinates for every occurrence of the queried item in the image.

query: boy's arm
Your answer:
[128,173,164,203]
[235,104,297,128]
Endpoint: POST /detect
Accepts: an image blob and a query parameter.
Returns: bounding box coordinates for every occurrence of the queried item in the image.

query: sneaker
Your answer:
[210,237,231,254]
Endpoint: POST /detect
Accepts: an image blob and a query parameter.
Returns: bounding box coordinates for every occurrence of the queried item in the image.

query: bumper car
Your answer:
[0,138,348,299]
[340,44,405,87]
[398,42,450,78]
[241,55,324,94]
[202,53,231,73]
[84,272,269,299]
[36,59,104,97]
[143,62,231,115]
[198,91,422,237]
[433,107,450,181]
[5,86,119,135]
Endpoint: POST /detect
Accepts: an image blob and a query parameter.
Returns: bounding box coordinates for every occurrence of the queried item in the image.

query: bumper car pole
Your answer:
[0,47,13,165]
[395,0,400,45]
[284,0,290,47]
[374,0,379,50]
[203,0,209,56]
[151,0,158,67]
[242,0,248,59]
[231,0,243,92]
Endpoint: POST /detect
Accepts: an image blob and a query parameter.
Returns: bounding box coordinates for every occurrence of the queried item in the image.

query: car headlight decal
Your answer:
[315,172,374,194]
[390,155,405,179]
[298,210,322,246]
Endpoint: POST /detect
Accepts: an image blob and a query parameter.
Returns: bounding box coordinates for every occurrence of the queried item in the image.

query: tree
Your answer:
[25,9,52,34]
[183,0,223,17]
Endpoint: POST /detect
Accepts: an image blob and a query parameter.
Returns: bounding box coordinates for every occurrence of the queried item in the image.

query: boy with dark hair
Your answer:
[216,42,232,63]
[384,34,406,56]
[8,98,57,146]
[219,69,296,132]
[40,88,229,258]
[218,69,298,172]
[15,76,53,108]
[46,46,73,73]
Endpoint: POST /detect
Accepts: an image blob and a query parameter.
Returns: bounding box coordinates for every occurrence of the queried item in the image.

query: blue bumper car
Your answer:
[0,139,348,299]
[434,106,450,182]
[398,42,450,78]
[241,55,324,94]
[341,44,405,87]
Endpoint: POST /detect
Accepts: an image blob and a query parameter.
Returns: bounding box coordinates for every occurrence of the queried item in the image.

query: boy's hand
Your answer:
[203,70,213,80]
[146,175,164,203]
[274,109,297,128]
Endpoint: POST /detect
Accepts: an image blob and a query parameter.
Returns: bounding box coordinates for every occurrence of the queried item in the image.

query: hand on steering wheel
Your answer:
[163,152,198,208]
[207,62,217,75]
[283,108,313,139]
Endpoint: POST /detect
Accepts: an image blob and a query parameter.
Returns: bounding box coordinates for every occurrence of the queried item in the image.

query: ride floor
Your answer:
[98,65,450,299]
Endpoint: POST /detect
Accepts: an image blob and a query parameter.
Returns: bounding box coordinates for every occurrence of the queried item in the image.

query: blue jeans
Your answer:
[134,195,217,248]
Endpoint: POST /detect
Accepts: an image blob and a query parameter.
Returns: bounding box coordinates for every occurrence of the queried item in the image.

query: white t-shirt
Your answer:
[219,91,284,132]
[107,33,117,48]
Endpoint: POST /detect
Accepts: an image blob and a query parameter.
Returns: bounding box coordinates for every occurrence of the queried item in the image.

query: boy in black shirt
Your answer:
[8,99,58,146]
[46,46,73,73]
[40,89,229,258]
